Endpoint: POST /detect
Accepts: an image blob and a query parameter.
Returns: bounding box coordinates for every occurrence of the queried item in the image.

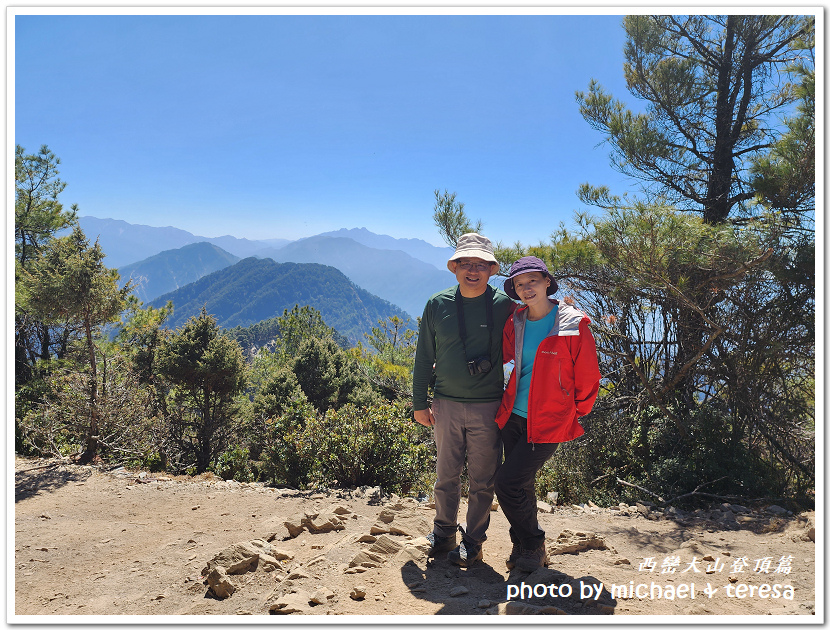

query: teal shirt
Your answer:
[412,285,515,410]
[512,305,558,418]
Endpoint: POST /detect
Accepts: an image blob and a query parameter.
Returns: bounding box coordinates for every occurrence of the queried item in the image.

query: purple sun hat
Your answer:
[503,256,558,301]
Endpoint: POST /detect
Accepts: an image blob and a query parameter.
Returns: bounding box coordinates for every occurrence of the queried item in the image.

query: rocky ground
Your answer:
[13,456,817,619]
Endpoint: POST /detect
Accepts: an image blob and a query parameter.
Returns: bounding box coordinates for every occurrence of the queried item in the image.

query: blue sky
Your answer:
[14,12,636,247]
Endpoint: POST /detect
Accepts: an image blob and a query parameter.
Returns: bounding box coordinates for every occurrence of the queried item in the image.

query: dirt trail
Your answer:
[13,456,816,618]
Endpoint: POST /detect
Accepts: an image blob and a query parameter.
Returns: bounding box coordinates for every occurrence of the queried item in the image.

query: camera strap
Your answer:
[455,285,494,364]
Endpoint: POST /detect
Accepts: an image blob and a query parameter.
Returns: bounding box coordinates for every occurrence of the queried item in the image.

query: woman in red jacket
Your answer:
[494,256,601,572]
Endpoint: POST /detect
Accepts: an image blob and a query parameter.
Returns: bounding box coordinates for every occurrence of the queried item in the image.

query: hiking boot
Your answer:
[426,532,457,556]
[505,542,522,570]
[515,544,548,572]
[448,540,483,567]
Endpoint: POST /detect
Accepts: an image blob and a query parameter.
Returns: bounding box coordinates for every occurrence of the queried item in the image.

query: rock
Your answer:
[403,536,431,555]
[376,508,397,523]
[490,501,499,511]
[305,554,327,568]
[283,517,305,539]
[357,534,377,543]
[546,491,559,505]
[370,508,431,538]
[350,585,368,600]
[449,586,469,597]
[332,505,352,515]
[536,501,553,513]
[286,567,311,580]
[309,587,335,605]
[365,486,382,503]
[794,526,816,542]
[39,513,52,520]
[730,504,751,513]
[395,546,428,565]
[206,567,235,599]
[348,550,385,568]
[388,514,432,537]
[302,512,346,533]
[478,599,491,608]
[635,503,651,516]
[202,540,280,576]
[614,558,631,565]
[369,534,404,556]
[766,505,791,516]
[269,548,294,561]
[548,530,608,555]
[269,591,311,614]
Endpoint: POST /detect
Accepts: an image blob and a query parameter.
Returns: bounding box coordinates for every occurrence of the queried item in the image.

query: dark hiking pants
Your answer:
[494,412,558,550]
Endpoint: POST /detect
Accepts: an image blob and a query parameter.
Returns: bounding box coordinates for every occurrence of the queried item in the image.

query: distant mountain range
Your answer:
[256,236,451,318]
[78,216,457,317]
[118,242,240,303]
[76,216,451,272]
[313,227,454,271]
[75,216,289,268]
[148,258,411,345]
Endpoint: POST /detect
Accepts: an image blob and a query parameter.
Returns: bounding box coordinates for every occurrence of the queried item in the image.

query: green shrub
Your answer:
[212,446,257,482]
[535,403,781,508]
[311,401,433,494]
[293,337,374,412]
[261,396,319,488]
[261,398,434,493]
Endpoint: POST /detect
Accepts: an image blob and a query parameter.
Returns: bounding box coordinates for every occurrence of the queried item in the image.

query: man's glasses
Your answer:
[456,262,492,271]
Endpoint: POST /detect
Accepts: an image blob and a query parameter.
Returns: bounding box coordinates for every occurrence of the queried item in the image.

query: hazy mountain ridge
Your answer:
[118,242,241,303]
[78,216,448,271]
[313,227,453,270]
[257,235,453,318]
[80,215,458,320]
[75,216,290,268]
[148,257,411,345]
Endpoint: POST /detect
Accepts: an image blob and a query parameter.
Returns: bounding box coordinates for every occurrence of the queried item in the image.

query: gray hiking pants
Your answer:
[431,398,502,545]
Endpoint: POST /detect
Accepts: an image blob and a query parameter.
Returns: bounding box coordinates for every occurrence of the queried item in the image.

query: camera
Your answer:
[467,355,492,376]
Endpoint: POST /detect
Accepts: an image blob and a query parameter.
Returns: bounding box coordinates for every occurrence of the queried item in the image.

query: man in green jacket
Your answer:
[413,233,515,567]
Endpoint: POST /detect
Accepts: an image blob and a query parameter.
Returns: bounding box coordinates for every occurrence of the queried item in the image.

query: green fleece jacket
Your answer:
[412,285,515,411]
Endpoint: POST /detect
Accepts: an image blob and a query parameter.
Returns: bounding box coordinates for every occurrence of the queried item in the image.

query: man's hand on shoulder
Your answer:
[413,408,435,427]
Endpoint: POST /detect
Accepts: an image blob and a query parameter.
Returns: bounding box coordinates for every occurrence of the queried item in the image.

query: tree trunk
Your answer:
[705,16,737,225]
[79,316,99,464]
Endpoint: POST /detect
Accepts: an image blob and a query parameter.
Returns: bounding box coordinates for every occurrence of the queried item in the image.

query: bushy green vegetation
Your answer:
[261,399,434,494]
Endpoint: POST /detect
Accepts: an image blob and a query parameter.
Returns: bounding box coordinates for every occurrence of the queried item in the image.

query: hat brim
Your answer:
[447,251,498,272]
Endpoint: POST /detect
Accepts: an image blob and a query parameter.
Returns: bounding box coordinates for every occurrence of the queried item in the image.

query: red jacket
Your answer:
[495,300,601,443]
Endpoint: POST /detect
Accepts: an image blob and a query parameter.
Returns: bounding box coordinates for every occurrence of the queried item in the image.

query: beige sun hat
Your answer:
[447,233,498,272]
